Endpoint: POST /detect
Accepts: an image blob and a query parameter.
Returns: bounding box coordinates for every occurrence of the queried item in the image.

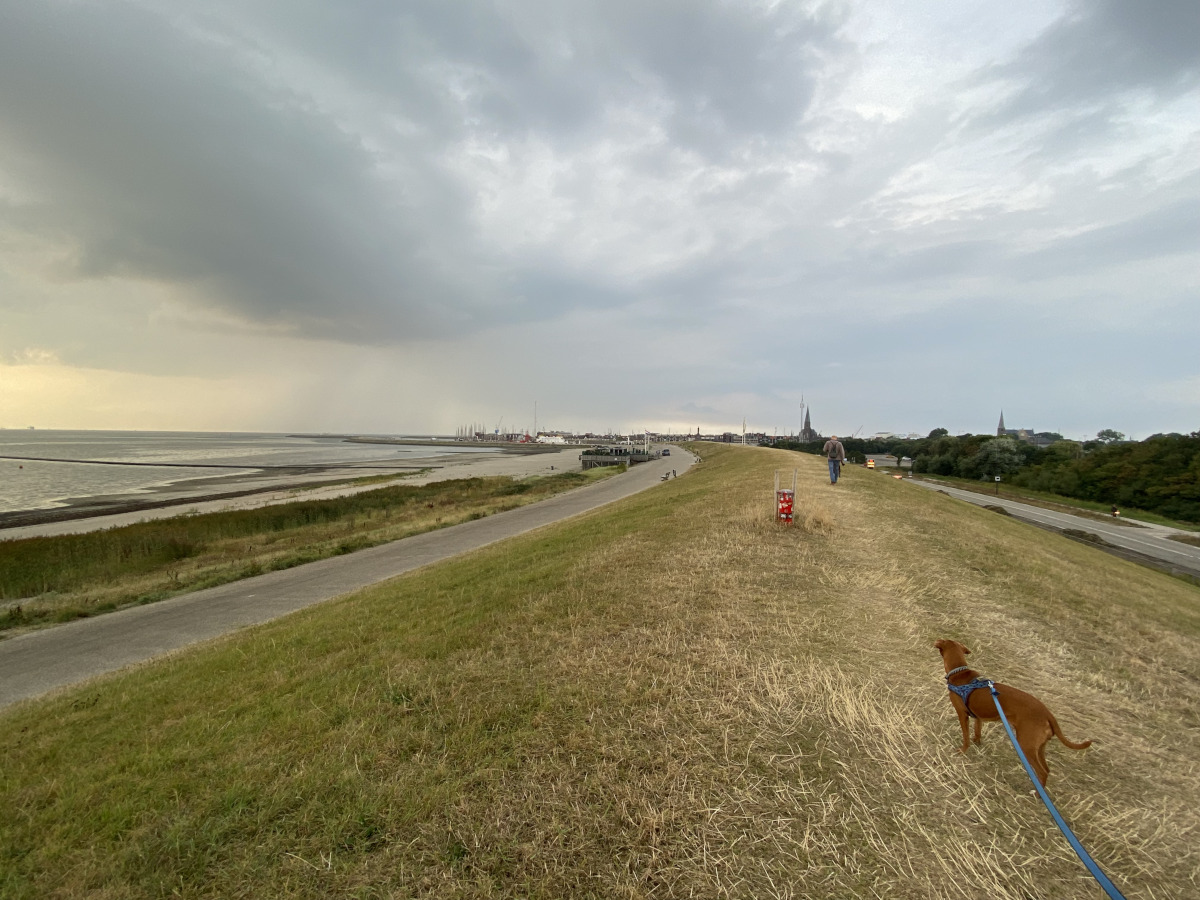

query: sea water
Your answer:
[0,430,483,513]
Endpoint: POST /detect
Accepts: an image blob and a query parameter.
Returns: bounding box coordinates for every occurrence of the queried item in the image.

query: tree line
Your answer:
[772,429,1200,523]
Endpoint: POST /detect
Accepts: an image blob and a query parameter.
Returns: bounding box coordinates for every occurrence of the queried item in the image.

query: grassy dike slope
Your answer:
[2,444,1198,899]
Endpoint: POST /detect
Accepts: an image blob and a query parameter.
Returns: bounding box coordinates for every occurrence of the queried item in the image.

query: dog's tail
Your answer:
[1049,712,1092,750]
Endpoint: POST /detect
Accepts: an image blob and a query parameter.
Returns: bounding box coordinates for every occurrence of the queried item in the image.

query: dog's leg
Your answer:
[954,702,972,753]
[972,717,982,745]
[1015,723,1052,786]
[1036,741,1051,786]
[1020,737,1048,785]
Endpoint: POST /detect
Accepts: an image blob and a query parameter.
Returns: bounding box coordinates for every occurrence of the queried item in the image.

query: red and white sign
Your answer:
[776,489,794,524]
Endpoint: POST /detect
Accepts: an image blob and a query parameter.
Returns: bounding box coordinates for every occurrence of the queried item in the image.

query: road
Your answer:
[0,448,692,710]
[906,478,1200,579]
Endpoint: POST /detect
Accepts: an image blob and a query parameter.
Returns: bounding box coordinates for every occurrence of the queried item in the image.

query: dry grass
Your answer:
[2,444,1197,898]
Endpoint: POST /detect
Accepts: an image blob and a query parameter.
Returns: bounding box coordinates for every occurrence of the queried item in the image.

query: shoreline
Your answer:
[0,471,389,529]
[0,446,587,540]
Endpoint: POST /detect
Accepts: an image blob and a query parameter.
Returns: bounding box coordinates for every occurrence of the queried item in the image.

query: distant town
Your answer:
[453,410,1083,449]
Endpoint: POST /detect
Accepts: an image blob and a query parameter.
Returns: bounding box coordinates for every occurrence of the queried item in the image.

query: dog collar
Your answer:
[945,665,971,680]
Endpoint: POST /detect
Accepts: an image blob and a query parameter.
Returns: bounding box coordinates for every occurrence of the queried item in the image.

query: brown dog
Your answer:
[934,639,1091,785]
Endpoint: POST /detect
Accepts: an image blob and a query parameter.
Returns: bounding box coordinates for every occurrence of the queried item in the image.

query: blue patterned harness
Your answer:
[945,666,990,718]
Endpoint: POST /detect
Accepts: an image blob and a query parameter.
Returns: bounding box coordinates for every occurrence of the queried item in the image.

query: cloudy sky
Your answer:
[1,0,1197,439]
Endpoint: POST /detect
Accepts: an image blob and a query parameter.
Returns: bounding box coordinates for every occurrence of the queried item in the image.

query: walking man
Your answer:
[823,434,846,484]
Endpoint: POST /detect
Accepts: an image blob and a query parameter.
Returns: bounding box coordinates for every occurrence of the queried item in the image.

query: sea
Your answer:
[0,430,487,513]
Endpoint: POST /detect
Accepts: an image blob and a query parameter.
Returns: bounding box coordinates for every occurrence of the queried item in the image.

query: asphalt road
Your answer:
[0,448,693,710]
[906,478,1200,578]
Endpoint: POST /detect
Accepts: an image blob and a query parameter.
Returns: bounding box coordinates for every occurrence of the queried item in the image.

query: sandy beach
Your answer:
[0,446,587,541]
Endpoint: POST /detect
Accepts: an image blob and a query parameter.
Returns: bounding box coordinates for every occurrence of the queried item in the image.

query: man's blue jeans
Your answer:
[828,458,841,483]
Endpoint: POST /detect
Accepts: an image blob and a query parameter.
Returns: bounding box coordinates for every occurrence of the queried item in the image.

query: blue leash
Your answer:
[985,681,1127,900]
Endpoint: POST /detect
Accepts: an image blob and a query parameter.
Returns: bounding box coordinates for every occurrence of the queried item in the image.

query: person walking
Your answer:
[823,435,846,484]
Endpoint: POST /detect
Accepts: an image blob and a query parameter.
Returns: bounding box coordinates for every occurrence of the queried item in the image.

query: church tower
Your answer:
[997,410,1006,436]
[800,408,817,442]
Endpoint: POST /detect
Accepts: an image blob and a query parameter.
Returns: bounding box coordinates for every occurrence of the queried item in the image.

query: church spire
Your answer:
[997,410,1006,435]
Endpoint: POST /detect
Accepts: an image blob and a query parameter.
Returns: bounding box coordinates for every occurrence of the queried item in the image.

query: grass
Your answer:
[1,444,1198,898]
[911,471,1200,530]
[0,468,617,635]
[349,469,434,485]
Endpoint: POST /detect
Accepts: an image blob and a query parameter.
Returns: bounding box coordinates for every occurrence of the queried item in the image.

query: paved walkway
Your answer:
[0,449,693,710]
[906,478,1200,578]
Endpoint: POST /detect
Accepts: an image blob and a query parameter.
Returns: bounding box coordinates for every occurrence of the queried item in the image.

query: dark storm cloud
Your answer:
[0,1,482,340]
[0,0,843,344]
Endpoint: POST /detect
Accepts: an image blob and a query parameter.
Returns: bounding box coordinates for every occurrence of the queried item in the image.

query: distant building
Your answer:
[799,408,819,442]
[996,411,1059,449]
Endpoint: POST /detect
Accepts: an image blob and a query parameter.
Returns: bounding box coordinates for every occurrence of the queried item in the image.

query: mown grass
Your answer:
[0,468,616,634]
[1,444,1198,898]
[912,471,1200,530]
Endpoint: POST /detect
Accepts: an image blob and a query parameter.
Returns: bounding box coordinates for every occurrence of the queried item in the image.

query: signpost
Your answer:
[995,475,1001,496]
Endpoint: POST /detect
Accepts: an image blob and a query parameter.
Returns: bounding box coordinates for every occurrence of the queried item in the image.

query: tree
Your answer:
[971,437,1024,477]
[1096,429,1125,444]
[1046,440,1084,462]
[928,427,949,438]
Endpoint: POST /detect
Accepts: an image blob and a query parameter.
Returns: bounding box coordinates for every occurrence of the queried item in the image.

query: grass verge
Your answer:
[0,468,617,635]
[911,472,1200,530]
[1,444,1197,898]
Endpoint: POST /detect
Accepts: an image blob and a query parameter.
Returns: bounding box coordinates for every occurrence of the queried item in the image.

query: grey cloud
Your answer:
[982,0,1200,118]
[1016,195,1200,279]
[679,401,722,417]
[594,1,842,154]
[843,240,999,288]
[230,0,844,152]
[0,2,510,341]
[0,0,849,345]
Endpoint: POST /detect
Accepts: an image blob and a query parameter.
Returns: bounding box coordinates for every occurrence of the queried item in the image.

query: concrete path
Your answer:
[906,478,1200,578]
[0,449,693,710]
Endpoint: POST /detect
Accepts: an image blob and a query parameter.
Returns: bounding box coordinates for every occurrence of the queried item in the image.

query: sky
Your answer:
[1,0,1197,440]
